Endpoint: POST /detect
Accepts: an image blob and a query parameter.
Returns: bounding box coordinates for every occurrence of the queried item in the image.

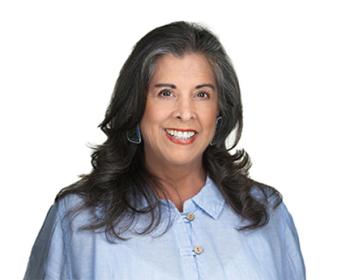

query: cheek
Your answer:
[140,105,168,135]
[149,99,173,120]
[207,119,218,135]
[199,108,218,130]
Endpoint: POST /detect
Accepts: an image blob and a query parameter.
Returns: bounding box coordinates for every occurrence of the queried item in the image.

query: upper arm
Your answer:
[278,202,306,279]
[24,200,68,279]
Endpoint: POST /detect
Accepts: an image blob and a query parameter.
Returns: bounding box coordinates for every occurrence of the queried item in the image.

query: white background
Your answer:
[1,0,349,279]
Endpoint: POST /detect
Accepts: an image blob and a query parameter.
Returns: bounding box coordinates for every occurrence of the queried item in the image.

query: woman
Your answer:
[24,21,306,279]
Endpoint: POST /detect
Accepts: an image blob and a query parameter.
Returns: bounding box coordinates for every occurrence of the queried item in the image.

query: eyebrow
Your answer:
[154,83,216,90]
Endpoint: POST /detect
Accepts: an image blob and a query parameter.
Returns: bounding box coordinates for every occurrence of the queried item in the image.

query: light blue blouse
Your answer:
[24,176,306,279]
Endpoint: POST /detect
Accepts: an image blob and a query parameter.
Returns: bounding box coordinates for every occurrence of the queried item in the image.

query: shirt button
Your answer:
[193,245,204,255]
[186,212,195,221]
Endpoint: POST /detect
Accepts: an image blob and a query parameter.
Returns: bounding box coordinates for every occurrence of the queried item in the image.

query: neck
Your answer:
[144,154,207,211]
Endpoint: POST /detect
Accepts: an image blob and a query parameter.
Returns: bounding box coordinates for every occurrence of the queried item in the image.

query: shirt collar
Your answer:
[159,175,226,220]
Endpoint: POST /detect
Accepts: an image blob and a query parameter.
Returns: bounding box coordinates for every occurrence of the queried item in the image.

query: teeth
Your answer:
[165,129,196,139]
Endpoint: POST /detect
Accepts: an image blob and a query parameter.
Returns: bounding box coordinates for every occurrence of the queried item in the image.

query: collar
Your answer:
[158,175,226,220]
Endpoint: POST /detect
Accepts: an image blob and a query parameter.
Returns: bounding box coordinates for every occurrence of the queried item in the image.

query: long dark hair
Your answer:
[55,21,282,241]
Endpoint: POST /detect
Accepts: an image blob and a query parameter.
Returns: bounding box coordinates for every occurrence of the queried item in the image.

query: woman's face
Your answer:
[140,52,219,169]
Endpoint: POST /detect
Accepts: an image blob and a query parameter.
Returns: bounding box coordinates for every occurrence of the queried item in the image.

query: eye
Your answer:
[158,89,173,98]
[196,91,210,99]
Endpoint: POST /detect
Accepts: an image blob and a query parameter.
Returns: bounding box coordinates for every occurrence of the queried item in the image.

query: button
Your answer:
[193,245,204,255]
[186,212,195,221]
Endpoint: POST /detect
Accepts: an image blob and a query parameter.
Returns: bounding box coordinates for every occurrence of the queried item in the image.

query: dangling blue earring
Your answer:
[127,124,142,144]
[210,116,222,146]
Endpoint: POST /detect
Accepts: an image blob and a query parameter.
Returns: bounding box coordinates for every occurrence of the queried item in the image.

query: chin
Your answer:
[164,152,202,166]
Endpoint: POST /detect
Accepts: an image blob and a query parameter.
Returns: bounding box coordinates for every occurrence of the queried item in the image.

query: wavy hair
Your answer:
[55,21,282,241]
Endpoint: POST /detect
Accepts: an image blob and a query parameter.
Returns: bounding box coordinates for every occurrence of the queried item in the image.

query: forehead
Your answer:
[150,52,216,84]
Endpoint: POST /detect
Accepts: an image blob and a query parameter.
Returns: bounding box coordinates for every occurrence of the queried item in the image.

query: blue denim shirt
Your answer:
[24,176,306,279]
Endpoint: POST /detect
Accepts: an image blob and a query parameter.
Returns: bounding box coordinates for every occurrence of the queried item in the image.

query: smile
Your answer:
[164,128,198,145]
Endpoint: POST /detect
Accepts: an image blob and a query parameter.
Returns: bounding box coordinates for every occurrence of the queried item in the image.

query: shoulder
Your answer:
[250,184,300,241]
[53,193,85,218]
[55,193,85,210]
[249,183,295,229]
[249,183,282,210]
[53,193,97,230]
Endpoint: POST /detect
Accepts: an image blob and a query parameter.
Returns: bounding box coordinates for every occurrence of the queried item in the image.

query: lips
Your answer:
[163,128,198,145]
[164,128,198,133]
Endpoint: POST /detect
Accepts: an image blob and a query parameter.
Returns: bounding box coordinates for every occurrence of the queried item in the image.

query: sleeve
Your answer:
[23,201,68,280]
[280,202,306,280]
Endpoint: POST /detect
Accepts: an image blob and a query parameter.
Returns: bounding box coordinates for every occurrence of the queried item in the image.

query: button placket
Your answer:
[180,202,205,260]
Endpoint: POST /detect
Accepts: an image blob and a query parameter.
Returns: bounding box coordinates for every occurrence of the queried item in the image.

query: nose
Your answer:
[173,95,195,121]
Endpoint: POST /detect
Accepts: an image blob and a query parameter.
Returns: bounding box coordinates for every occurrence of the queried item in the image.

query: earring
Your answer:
[210,116,222,146]
[127,124,142,144]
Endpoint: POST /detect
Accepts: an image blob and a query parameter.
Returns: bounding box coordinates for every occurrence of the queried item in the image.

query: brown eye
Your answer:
[197,91,210,99]
[159,89,173,97]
